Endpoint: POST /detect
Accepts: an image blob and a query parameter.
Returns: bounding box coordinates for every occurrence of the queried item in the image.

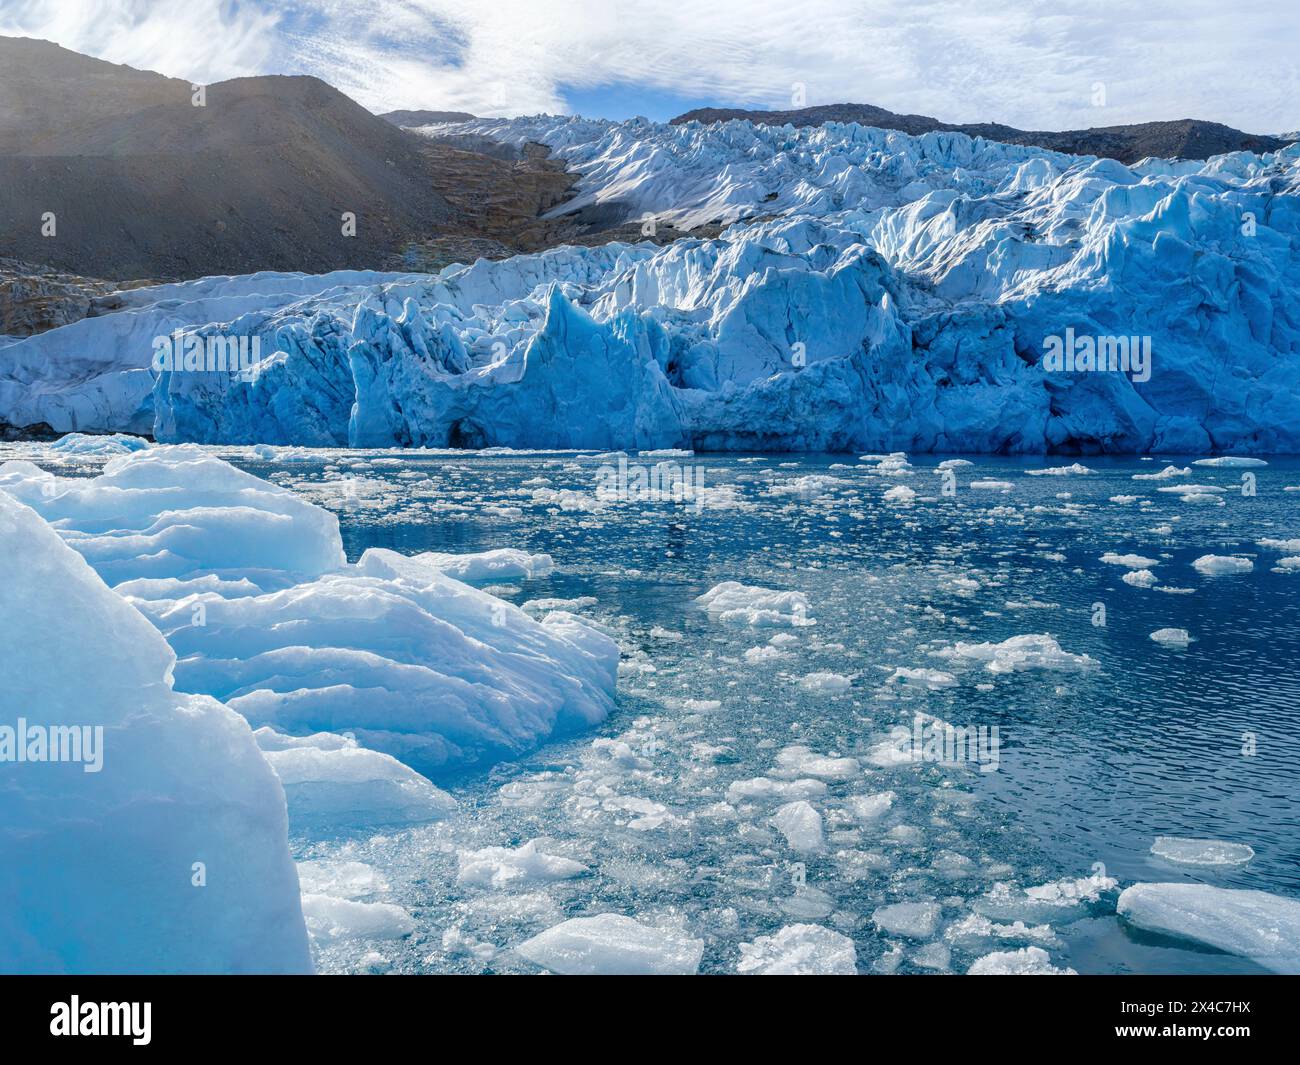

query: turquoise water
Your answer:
[247,450,1299,974]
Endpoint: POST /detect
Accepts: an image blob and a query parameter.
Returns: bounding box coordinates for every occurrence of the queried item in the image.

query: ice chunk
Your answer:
[696,581,813,627]
[846,791,896,822]
[1192,456,1267,467]
[1150,837,1254,866]
[300,894,416,942]
[772,745,859,781]
[968,946,1076,975]
[295,860,388,899]
[770,801,825,853]
[873,901,941,939]
[726,777,828,803]
[935,634,1097,673]
[1101,552,1159,569]
[457,839,588,889]
[1149,628,1192,647]
[255,730,455,831]
[1,448,619,779]
[517,914,704,975]
[1122,569,1158,588]
[1192,555,1254,575]
[797,671,853,693]
[1117,883,1300,973]
[0,490,311,974]
[976,872,1117,924]
[356,546,554,585]
[737,924,857,975]
[887,666,957,689]
[49,432,152,456]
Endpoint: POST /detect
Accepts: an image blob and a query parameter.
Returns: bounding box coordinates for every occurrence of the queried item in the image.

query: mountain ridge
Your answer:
[670,102,1291,164]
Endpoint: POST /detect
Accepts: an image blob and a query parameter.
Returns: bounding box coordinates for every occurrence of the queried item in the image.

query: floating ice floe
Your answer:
[300,895,416,943]
[1132,465,1190,480]
[975,872,1118,925]
[772,745,860,781]
[726,777,828,803]
[1192,456,1268,467]
[457,839,588,889]
[1123,569,1159,588]
[254,730,456,832]
[1117,883,1300,973]
[736,924,857,975]
[934,633,1097,673]
[1026,463,1092,476]
[1100,552,1159,569]
[516,914,705,975]
[0,489,312,974]
[695,581,813,627]
[797,671,854,694]
[846,791,896,822]
[1148,628,1192,647]
[873,901,942,939]
[967,946,1076,975]
[48,432,153,456]
[1150,837,1254,866]
[887,666,958,689]
[1257,538,1300,553]
[1192,554,1254,575]
[770,801,826,853]
[944,914,1060,947]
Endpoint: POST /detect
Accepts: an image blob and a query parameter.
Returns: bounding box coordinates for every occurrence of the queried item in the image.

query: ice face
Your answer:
[3,120,1298,455]
[0,490,312,974]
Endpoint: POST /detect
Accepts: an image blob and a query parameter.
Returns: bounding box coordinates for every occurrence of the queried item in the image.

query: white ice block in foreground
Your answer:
[0,491,311,974]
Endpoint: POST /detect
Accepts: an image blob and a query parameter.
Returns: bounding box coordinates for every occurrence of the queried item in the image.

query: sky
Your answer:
[1,0,1298,132]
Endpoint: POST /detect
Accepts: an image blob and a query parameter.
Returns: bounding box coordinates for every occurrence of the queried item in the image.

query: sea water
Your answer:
[226,449,1299,975]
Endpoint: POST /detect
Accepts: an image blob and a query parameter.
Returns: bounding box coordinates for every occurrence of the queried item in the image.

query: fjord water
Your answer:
[246,450,1298,974]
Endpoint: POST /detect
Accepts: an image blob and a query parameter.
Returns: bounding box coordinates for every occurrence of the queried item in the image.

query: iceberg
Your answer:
[0,489,312,974]
[0,447,619,779]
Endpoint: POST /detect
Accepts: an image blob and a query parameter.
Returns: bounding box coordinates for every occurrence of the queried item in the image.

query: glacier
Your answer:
[1,117,1297,454]
[0,446,619,783]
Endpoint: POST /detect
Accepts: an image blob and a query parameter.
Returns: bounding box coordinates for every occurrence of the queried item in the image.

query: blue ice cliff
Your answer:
[2,116,1298,453]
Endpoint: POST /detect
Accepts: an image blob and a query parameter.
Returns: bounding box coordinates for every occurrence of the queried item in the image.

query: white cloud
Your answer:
[3,0,1298,132]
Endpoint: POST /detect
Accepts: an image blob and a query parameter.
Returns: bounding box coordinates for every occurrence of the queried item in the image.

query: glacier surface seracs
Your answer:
[3,117,1299,453]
